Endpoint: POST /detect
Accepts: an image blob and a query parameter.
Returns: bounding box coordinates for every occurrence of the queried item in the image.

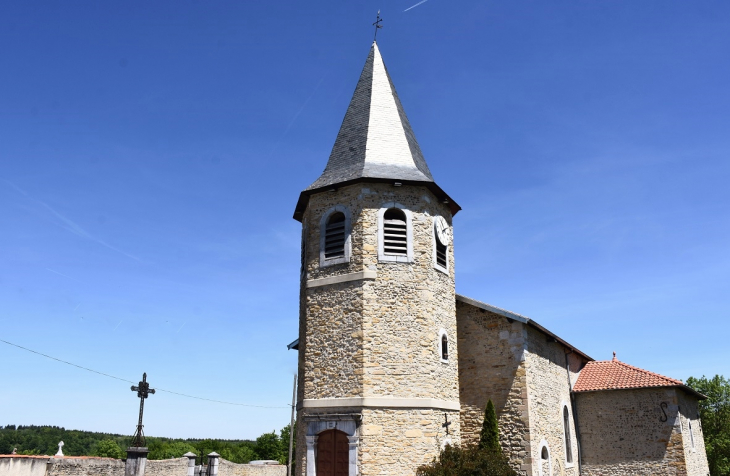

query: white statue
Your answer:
[55,441,64,457]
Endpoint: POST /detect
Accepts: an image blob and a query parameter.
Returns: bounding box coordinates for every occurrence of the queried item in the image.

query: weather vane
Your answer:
[373,10,383,41]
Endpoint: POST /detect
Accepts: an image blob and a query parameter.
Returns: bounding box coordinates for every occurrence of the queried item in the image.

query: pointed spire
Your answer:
[306,42,434,191]
[294,43,460,221]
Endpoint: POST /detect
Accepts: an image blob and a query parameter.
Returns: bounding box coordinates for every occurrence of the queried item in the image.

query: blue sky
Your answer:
[1,1,729,440]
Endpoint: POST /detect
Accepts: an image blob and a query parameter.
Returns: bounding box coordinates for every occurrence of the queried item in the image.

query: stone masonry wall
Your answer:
[144,457,188,476]
[576,387,688,475]
[219,459,286,476]
[359,408,460,476]
[0,456,55,476]
[524,325,583,476]
[299,183,458,401]
[296,183,460,476]
[456,303,531,475]
[677,390,710,476]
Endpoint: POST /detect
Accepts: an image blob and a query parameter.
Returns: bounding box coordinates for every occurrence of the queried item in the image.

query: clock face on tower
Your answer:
[435,216,451,246]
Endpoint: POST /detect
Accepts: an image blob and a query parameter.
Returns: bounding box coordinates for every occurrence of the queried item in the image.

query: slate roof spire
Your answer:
[294,42,459,221]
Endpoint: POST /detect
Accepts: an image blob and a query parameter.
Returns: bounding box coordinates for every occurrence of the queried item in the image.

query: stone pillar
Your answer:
[305,436,317,476]
[183,452,196,476]
[347,436,358,476]
[207,452,219,476]
[125,447,149,476]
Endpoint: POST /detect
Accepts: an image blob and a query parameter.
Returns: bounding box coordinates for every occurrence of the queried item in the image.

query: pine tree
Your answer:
[479,399,500,451]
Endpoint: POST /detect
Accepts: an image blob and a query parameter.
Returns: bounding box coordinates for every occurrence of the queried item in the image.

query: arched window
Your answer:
[438,329,449,363]
[538,440,552,476]
[378,204,413,263]
[563,406,573,463]
[324,212,346,259]
[383,208,407,256]
[319,206,351,267]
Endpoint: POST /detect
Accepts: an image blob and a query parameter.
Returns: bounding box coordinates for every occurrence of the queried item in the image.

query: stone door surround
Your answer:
[304,414,360,476]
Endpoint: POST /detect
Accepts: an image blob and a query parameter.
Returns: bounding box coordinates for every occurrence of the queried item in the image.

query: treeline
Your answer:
[0,425,293,464]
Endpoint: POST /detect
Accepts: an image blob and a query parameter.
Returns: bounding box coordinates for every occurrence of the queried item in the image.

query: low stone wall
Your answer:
[0,455,191,476]
[219,459,286,476]
[0,456,125,476]
[47,457,124,476]
[0,456,51,476]
[145,458,188,476]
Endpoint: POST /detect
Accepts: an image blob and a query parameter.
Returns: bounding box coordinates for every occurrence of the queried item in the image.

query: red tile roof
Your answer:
[574,353,705,399]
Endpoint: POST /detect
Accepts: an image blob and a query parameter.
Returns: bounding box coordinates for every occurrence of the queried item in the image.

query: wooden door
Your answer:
[316,429,349,476]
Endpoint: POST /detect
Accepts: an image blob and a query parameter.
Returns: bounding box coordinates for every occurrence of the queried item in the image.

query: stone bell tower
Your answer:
[292,41,461,476]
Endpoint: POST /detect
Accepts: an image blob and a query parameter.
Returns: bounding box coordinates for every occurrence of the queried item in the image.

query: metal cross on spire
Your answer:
[130,372,155,447]
[373,10,383,41]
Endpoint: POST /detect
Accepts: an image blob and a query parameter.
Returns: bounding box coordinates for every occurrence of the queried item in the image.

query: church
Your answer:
[288,41,710,476]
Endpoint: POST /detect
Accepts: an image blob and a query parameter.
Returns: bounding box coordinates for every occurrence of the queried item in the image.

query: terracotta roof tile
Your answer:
[574,354,686,393]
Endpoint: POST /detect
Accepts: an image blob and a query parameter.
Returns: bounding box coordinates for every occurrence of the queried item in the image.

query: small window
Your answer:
[441,334,448,361]
[324,212,346,259]
[563,406,573,463]
[689,419,695,449]
[383,208,407,256]
[319,206,351,267]
[541,446,549,460]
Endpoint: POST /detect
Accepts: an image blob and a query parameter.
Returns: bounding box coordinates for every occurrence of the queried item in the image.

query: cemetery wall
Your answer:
[219,459,286,476]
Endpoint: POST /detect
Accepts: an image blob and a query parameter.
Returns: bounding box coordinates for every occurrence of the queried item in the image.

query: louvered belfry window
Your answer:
[383,208,408,256]
[435,228,447,269]
[324,212,346,259]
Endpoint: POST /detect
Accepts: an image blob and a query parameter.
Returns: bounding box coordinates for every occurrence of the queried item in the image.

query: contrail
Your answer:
[404,0,428,12]
[46,268,81,282]
[268,72,328,157]
[3,179,143,263]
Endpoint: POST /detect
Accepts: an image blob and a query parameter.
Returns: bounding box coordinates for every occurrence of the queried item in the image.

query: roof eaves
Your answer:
[294,178,461,222]
[455,294,594,362]
[287,338,299,351]
[574,384,707,400]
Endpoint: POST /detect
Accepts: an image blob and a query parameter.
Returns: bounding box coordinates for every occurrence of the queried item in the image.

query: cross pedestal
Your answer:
[125,447,149,476]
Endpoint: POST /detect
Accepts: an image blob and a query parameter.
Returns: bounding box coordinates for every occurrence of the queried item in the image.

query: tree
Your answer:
[687,375,730,476]
[148,441,198,460]
[94,440,125,459]
[254,431,282,461]
[279,424,295,466]
[480,399,500,451]
[417,444,517,476]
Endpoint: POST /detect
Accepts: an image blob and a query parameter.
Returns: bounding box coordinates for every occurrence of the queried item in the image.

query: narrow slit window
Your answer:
[563,406,573,463]
[689,419,695,449]
[383,208,408,256]
[324,212,346,259]
[441,334,449,361]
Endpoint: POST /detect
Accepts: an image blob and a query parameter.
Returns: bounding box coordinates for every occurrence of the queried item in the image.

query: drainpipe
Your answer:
[564,349,583,475]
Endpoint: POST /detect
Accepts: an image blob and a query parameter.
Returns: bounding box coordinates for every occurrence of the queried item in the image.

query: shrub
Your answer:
[479,400,500,451]
[416,444,518,476]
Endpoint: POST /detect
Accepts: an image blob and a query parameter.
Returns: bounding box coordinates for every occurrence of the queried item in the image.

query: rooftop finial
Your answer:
[373,10,383,41]
[612,351,617,361]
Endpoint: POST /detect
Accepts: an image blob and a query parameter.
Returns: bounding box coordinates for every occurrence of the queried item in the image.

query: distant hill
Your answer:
[0,424,292,464]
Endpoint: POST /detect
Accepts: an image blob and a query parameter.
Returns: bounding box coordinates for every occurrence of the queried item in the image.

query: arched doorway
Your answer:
[316,429,349,476]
